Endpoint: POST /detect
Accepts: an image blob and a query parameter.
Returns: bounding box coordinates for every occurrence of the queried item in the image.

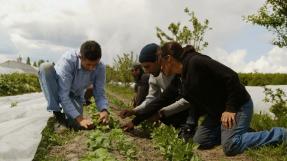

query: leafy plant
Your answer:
[83,102,138,161]
[0,73,41,96]
[264,87,287,119]
[156,7,211,52]
[113,52,137,86]
[10,101,18,108]
[151,124,200,161]
[245,0,287,47]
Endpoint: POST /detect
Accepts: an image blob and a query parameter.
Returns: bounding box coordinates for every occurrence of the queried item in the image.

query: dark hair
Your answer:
[80,40,102,61]
[161,42,196,62]
[132,63,144,74]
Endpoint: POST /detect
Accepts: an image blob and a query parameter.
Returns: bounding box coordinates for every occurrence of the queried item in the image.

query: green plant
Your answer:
[151,124,200,161]
[245,0,287,47]
[264,87,287,119]
[10,101,18,108]
[238,73,287,86]
[113,52,137,86]
[156,7,211,52]
[0,73,41,96]
[246,144,287,161]
[83,103,138,161]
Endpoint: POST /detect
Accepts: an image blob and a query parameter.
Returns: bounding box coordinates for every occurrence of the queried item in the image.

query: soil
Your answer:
[49,131,88,161]
[107,89,254,161]
[40,89,254,161]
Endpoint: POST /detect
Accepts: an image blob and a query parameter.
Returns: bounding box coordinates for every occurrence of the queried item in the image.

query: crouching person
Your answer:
[158,41,287,156]
[119,43,196,140]
[38,40,109,130]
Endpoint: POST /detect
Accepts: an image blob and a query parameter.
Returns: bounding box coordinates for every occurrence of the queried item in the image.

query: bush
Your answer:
[239,73,287,86]
[0,73,41,96]
[151,124,200,161]
[264,87,287,119]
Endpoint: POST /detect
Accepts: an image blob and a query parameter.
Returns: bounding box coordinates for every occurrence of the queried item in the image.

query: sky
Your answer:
[0,0,286,73]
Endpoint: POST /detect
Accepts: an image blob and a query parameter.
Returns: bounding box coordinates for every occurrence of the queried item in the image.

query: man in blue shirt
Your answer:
[38,40,109,129]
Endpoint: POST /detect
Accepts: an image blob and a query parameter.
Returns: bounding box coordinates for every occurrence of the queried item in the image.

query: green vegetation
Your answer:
[33,117,80,161]
[152,124,200,161]
[106,84,134,100]
[245,0,287,47]
[239,73,287,86]
[156,7,211,52]
[107,52,137,85]
[10,101,18,108]
[248,87,287,160]
[81,102,138,161]
[0,73,41,96]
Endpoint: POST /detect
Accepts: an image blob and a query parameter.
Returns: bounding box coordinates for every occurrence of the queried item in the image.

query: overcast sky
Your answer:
[0,0,286,73]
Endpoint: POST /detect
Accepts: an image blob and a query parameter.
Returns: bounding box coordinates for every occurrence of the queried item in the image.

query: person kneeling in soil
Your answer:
[119,43,196,141]
[137,41,287,156]
[131,63,150,107]
[38,40,109,130]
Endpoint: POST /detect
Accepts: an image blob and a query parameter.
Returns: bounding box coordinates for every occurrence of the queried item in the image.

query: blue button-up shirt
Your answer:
[54,49,108,119]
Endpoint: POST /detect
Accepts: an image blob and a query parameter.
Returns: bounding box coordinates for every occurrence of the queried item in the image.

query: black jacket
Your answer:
[180,51,250,120]
[133,51,250,125]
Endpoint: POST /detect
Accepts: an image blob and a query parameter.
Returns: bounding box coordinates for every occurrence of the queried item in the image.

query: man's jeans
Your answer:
[193,99,287,156]
[38,63,83,127]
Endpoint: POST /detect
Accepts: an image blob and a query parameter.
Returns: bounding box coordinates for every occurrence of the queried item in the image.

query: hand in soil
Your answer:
[122,121,135,131]
[119,109,135,119]
[76,116,94,129]
[98,110,109,124]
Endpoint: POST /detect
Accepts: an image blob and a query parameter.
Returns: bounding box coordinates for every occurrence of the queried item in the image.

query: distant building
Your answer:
[0,60,38,75]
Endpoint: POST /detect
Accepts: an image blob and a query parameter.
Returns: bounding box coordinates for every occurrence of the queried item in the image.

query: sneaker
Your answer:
[178,123,197,142]
[53,111,68,127]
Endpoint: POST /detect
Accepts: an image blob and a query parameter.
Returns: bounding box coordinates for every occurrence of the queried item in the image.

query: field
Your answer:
[1,73,286,160]
[33,84,287,161]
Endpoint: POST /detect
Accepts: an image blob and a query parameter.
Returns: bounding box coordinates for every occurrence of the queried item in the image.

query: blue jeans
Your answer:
[38,63,83,125]
[193,99,287,156]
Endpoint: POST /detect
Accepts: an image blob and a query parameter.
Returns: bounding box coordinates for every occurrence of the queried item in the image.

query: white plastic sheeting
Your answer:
[0,93,51,161]
[0,86,286,161]
[246,85,287,116]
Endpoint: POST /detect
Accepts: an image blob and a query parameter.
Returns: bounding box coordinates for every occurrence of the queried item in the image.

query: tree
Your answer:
[106,65,117,83]
[245,0,287,47]
[33,61,37,67]
[113,52,136,86]
[156,7,212,52]
[26,57,31,65]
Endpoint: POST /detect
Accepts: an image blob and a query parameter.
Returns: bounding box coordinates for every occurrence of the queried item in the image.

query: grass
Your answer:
[107,84,287,160]
[107,92,130,109]
[247,113,287,160]
[106,84,134,100]
[246,144,287,161]
[33,84,287,161]
[33,117,80,161]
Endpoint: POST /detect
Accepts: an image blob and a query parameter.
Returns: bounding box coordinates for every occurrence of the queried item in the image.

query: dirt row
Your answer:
[106,89,252,161]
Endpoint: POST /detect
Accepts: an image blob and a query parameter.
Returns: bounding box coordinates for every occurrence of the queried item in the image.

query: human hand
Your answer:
[98,110,109,124]
[119,109,135,119]
[122,121,135,131]
[221,111,236,128]
[76,116,94,129]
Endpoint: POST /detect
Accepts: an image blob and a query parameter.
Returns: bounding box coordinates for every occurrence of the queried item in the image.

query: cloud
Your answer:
[210,46,287,73]
[0,25,18,55]
[0,54,12,64]
[1,0,285,74]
